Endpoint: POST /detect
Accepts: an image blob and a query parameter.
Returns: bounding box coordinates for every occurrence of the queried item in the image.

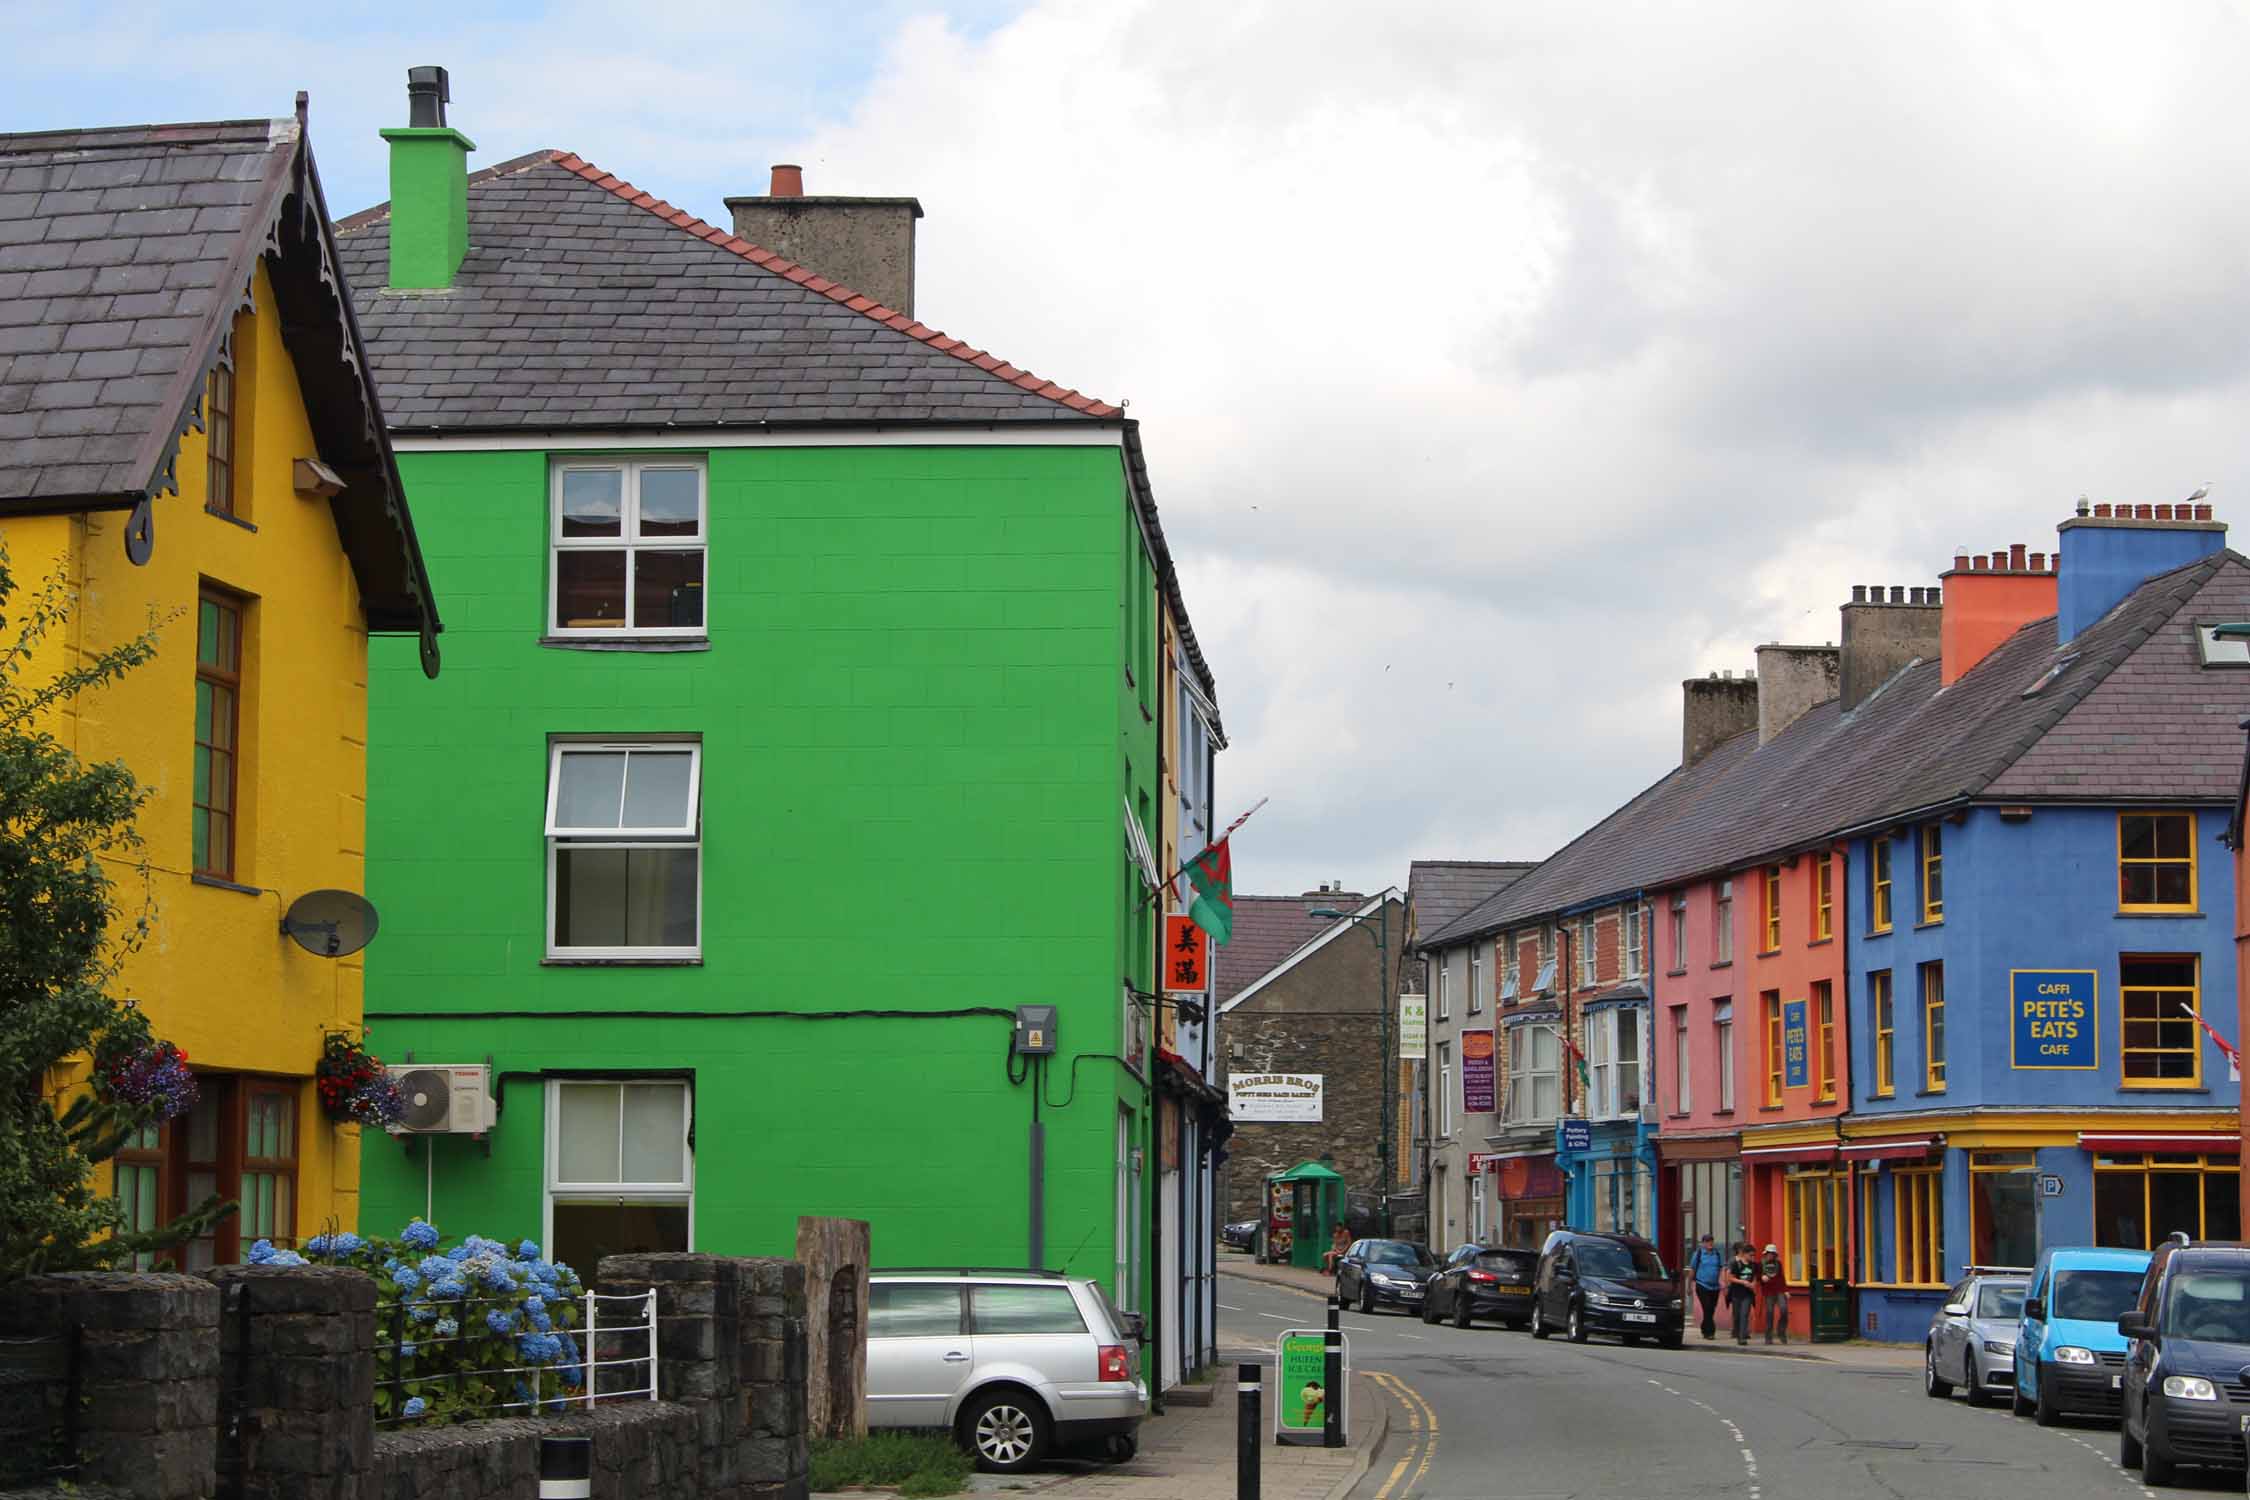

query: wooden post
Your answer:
[794,1216,871,1439]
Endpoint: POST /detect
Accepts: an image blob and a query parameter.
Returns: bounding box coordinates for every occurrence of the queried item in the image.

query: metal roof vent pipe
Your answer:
[406,65,449,128]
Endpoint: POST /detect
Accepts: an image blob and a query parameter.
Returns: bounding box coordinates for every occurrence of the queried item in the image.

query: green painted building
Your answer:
[335,73,1221,1334]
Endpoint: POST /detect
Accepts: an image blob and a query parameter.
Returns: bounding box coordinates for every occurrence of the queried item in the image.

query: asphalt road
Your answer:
[1214,1275,2238,1500]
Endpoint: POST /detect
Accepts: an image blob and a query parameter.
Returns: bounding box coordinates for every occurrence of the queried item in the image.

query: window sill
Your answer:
[191,872,261,896]
[1666,1112,1691,1121]
[1913,1087,1947,1099]
[1711,1109,1736,1118]
[205,506,256,533]
[2118,1084,2210,1095]
[1757,947,1781,959]
[1914,918,1943,931]
[1757,1103,1784,1113]
[1865,928,1893,940]
[2116,908,2205,919]
[1807,937,1834,949]
[1667,968,1687,978]
[1709,960,1732,970]
[542,956,704,967]
[539,635,710,653]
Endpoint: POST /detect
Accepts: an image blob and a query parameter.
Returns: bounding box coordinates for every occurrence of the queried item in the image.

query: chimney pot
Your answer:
[2156,504,2174,521]
[1952,551,1969,572]
[2198,503,2215,521]
[405,64,450,128]
[769,163,804,198]
[2076,495,2092,517]
[2135,503,2154,520]
[2095,503,2113,518]
[1852,585,1867,603]
[1971,554,1988,572]
[2029,551,2046,572]
[2009,542,2027,570]
[1888,585,1904,603]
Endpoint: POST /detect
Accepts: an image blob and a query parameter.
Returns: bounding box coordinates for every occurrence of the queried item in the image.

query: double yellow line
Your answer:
[1365,1369,1438,1500]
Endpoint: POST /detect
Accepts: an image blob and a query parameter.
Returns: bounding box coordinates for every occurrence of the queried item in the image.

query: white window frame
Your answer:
[542,1077,695,1255]
[545,739,704,960]
[1669,893,1687,970]
[1505,1022,1561,1125]
[1623,905,1644,979]
[1714,879,1734,964]
[1588,1007,1642,1120]
[1714,1002,1736,1112]
[549,458,709,638]
[1577,916,1597,987]
[1439,1042,1454,1139]
[1671,1004,1691,1115]
[1500,934,1519,1001]
[1468,943,1484,1015]
[1437,953,1452,1021]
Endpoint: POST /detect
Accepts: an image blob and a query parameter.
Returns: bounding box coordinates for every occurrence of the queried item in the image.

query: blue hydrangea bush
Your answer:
[257,1221,590,1426]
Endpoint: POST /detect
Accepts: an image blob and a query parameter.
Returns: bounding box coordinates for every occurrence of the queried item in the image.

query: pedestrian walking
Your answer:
[1724,1241,1758,1345]
[1757,1244,1791,1345]
[1685,1232,1725,1340]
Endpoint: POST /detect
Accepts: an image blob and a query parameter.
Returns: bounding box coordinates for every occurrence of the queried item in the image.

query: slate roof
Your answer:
[0,110,439,644]
[1212,893,1368,1010]
[1407,861,1534,947]
[1424,551,2250,947]
[334,150,1114,432]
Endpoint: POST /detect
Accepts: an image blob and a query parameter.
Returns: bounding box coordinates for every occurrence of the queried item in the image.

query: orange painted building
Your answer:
[1653,847,1849,1338]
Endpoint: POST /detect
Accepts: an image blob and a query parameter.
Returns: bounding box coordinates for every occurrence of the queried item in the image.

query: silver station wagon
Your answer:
[865,1268,1146,1473]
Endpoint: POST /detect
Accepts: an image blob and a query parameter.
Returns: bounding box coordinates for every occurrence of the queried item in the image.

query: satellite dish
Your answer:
[280,889,380,958]
[394,1068,452,1131]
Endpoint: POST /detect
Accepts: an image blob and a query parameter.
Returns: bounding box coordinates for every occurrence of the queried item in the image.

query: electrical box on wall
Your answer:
[1013,1005,1057,1055]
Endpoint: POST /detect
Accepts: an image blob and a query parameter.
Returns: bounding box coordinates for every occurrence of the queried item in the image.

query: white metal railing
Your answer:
[580,1288,659,1407]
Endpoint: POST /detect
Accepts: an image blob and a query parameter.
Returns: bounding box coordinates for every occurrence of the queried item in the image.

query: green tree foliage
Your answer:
[0,547,231,1279]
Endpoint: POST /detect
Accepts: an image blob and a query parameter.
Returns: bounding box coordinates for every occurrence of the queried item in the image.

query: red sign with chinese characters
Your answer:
[1163,915,1209,993]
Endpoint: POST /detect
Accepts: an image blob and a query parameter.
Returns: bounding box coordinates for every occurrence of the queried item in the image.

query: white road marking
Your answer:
[1217,1303,1243,1311]
[1398,1333,1427,1341]
[1257,1312,1292,1320]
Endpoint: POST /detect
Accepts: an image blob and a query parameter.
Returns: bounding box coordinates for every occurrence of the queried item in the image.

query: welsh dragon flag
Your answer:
[1563,1034,1592,1095]
[1186,839,1234,947]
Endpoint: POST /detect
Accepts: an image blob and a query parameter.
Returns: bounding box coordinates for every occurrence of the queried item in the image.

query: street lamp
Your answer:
[1310,902,1394,1234]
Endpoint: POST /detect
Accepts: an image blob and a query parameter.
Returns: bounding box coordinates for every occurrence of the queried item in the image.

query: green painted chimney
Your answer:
[379,66,475,290]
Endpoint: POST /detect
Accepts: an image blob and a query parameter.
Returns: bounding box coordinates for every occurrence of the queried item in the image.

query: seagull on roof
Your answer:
[2184,482,2212,505]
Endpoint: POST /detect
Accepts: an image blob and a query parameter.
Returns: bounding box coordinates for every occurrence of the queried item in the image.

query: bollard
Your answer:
[1237,1362,1262,1500]
[540,1435,592,1500]
[1323,1296,1343,1449]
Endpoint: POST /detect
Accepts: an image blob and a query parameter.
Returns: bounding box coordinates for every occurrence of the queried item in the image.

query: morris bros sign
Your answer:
[1230,1072,1324,1123]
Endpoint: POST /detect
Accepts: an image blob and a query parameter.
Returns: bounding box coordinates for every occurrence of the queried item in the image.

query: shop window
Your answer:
[1761,866,1782,953]
[1592,1156,1653,1239]
[1714,879,1734,963]
[1812,855,1833,942]
[1870,837,1893,932]
[1762,991,1783,1107]
[1785,1170,1845,1283]
[1920,962,1945,1092]
[1894,1166,1944,1286]
[1858,1172,1882,1283]
[547,1078,693,1275]
[2121,955,2201,1086]
[1969,1152,2037,1269]
[1870,971,1895,1097]
[1919,824,1943,924]
[2118,811,2196,912]
[1814,980,1836,1102]
[2093,1154,2242,1248]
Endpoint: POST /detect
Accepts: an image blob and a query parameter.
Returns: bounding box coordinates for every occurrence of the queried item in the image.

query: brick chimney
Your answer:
[2055,497,2226,644]
[1839,584,1941,709]
[725,165,924,319]
[1753,643,1840,744]
[1939,545,2057,684]
[1683,671,1759,767]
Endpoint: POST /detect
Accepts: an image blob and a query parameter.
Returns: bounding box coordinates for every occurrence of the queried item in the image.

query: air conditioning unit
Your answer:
[385,1064,495,1135]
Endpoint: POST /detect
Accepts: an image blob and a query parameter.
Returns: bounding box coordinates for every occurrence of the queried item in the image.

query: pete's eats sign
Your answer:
[2010,969,2097,1070]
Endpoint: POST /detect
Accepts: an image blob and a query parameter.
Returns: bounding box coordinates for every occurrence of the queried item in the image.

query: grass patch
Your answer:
[810,1430,974,1496]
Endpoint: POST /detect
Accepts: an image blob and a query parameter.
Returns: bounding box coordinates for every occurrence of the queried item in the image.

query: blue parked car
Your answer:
[2012,1245,2152,1424]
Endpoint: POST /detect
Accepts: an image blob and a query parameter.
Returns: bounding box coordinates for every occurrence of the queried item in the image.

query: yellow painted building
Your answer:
[0,112,439,1265]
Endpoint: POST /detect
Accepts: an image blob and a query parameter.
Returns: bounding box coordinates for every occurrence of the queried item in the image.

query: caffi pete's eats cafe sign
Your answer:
[1229,1072,1324,1122]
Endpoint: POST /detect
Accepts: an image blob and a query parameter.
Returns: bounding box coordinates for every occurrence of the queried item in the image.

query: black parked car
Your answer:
[1423,1244,1539,1330]
[1220,1219,1259,1252]
[1529,1228,1684,1348]
[2118,1238,2250,1485]
[1334,1239,1437,1315]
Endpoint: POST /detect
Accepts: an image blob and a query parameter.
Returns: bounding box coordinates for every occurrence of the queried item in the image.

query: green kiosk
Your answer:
[1265,1159,1347,1271]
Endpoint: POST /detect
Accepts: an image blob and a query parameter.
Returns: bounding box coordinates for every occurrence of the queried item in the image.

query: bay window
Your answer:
[1587,1007,1642,1119]
[1506,1022,1561,1124]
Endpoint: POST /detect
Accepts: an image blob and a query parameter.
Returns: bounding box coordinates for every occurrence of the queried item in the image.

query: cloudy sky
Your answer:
[12,2,2250,899]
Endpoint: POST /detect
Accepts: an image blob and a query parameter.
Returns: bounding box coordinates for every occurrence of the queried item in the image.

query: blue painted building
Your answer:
[1841,507,2248,1341]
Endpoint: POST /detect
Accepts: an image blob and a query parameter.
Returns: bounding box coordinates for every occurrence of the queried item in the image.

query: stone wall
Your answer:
[0,1255,809,1500]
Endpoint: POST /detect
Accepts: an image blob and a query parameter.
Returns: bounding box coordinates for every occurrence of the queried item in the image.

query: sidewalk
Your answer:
[1216,1261,1924,1371]
[1010,1369,1387,1500]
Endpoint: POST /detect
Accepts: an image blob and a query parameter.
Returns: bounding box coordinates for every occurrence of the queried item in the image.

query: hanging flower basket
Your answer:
[93,1033,198,1122]
[318,1032,406,1127]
